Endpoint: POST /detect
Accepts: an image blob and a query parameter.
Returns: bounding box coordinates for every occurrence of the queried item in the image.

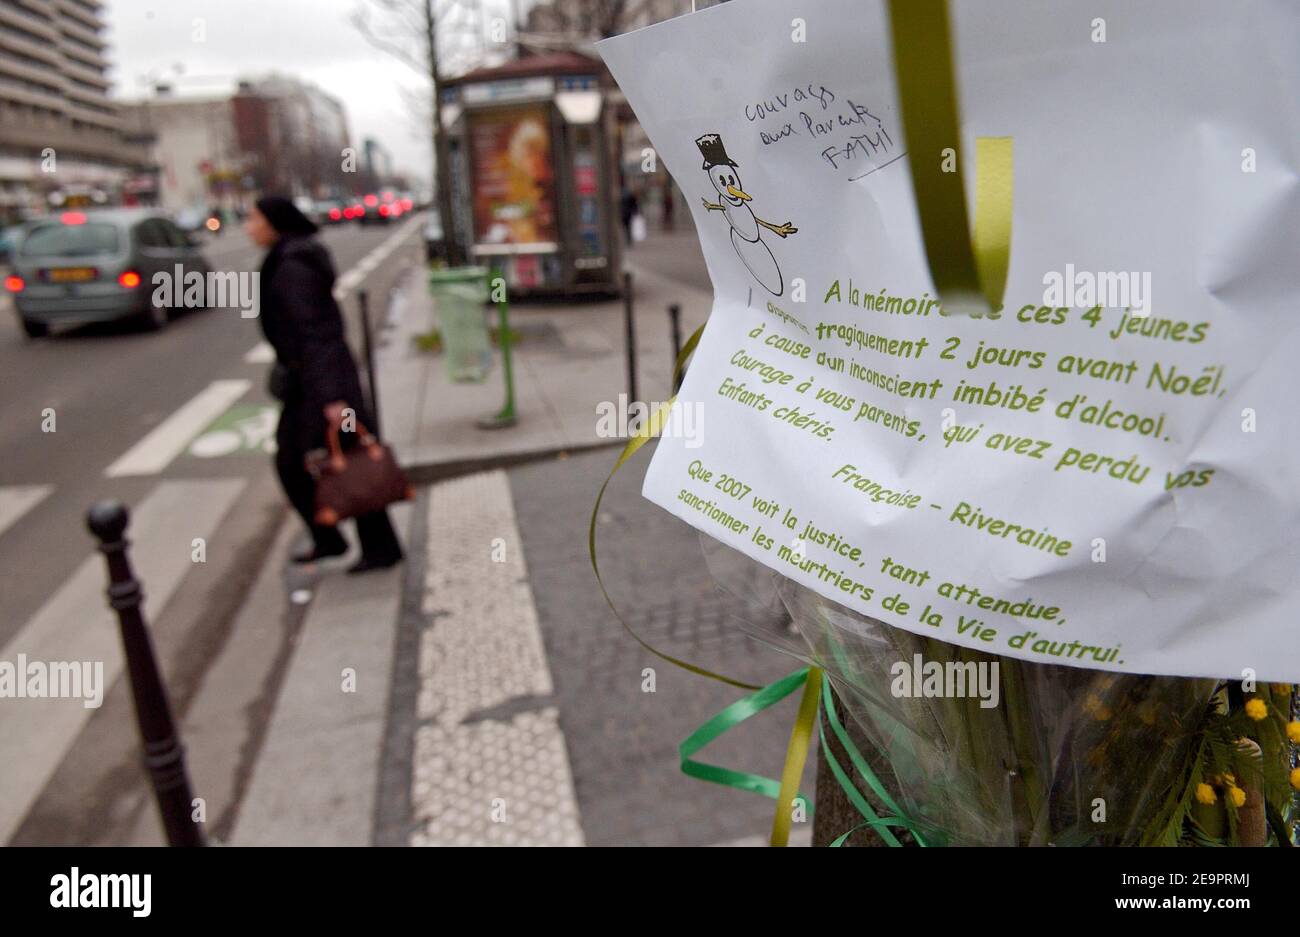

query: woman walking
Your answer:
[245,196,403,574]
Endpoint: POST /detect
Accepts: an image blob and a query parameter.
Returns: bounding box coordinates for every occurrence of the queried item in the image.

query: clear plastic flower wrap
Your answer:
[698,534,1219,846]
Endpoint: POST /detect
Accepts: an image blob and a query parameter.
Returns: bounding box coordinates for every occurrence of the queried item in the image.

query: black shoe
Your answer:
[292,541,348,564]
[346,553,403,575]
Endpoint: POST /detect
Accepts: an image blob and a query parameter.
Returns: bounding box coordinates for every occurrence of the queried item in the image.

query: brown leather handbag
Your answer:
[306,417,413,526]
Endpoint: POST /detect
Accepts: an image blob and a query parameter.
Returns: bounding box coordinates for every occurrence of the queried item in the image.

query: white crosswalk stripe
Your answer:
[243,341,275,364]
[0,478,246,844]
[104,379,251,477]
[0,486,52,539]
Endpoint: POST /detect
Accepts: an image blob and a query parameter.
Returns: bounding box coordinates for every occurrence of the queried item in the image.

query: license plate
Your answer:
[47,267,97,283]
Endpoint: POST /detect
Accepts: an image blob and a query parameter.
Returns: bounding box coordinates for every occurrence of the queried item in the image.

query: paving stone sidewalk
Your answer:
[402,450,815,846]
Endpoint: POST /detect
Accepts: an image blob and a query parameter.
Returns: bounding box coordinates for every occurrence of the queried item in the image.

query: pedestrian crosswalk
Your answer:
[0,485,52,539]
[105,380,253,477]
[243,341,276,364]
[0,218,436,844]
[0,478,247,844]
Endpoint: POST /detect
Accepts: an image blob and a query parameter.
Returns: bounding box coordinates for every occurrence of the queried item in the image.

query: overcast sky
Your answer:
[104,0,519,183]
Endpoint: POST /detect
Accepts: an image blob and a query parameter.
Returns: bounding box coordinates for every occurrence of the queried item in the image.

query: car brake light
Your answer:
[329,208,342,220]
[364,194,378,207]
[118,271,142,288]
[3,275,23,292]
[378,204,390,217]
[61,211,87,225]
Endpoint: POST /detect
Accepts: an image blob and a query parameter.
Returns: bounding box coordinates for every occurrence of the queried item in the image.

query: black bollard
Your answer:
[358,289,381,437]
[87,501,205,847]
[623,271,638,407]
[668,303,683,394]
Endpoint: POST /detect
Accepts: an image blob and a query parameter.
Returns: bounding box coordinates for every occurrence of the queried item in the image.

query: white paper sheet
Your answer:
[597,0,1300,680]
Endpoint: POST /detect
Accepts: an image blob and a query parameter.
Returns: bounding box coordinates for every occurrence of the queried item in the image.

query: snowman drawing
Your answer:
[696,133,797,296]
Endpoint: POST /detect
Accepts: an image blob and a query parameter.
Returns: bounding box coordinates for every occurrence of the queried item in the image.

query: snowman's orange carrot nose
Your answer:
[725,185,752,201]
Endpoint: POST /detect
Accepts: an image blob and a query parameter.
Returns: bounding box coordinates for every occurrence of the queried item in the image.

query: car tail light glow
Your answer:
[61,211,87,225]
[364,194,378,207]
[118,271,142,288]
[329,207,342,220]
[3,275,23,292]
[378,204,390,217]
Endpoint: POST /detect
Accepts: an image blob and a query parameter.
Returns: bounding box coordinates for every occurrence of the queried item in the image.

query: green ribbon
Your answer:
[818,672,940,846]
[678,668,945,846]
[586,322,761,691]
[679,667,815,808]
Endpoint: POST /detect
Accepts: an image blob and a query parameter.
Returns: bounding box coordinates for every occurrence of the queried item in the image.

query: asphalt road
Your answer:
[0,219,418,643]
[0,215,427,845]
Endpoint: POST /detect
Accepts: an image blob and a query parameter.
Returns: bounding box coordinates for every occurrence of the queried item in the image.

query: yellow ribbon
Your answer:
[587,323,760,691]
[769,666,823,846]
[887,0,1013,315]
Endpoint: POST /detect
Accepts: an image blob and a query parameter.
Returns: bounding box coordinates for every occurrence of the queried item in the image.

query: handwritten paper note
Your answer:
[597,0,1300,679]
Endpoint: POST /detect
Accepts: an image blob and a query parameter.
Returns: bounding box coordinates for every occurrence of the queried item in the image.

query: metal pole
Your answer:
[668,302,683,393]
[623,270,637,407]
[476,269,518,429]
[86,501,205,847]
[358,289,381,437]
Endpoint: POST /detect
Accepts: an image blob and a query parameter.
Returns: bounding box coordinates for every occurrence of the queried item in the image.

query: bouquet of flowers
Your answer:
[702,539,1299,846]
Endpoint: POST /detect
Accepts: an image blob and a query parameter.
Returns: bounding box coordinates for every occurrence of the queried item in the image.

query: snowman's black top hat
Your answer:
[696,133,738,170]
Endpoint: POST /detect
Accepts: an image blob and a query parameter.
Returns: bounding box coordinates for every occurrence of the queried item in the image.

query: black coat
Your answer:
[258,234,369,453]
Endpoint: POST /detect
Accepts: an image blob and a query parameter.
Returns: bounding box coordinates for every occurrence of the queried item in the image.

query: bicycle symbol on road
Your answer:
[188,405,279,458]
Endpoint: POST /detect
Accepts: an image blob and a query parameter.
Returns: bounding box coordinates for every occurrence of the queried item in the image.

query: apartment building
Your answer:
[0,0,150,220]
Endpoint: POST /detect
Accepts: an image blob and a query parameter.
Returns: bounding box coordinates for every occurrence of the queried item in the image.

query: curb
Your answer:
[399,438,625,485]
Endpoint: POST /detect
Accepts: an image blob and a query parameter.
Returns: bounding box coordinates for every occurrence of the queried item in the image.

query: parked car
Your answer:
[356,193,388,225]
[5,209,211,337]
[0,224,25,265]
[317,199,346,225]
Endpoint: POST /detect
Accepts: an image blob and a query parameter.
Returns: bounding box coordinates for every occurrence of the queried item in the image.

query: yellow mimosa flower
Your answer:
[1225,786,1246,808]
[1244,698,1267,721]
[1286,721,1300,744]
[1194,783,1216,805]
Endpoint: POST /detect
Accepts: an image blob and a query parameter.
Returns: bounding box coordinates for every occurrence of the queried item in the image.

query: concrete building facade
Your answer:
[0,0,149,220]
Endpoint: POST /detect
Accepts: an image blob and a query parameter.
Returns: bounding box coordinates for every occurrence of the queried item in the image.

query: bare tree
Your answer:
[351,0,487,264]
[520,0,660,49]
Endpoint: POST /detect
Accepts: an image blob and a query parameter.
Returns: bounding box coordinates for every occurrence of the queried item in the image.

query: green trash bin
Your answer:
[428,266,491,382]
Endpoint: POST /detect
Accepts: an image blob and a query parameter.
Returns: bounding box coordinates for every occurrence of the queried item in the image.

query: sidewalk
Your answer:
[377,235,716,479]
[226,232,817,845]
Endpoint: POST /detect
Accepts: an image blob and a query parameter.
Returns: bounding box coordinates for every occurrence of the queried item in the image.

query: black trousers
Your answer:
[274,400,403,561]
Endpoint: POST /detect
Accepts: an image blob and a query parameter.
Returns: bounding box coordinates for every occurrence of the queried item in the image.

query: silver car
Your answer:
[6,208,211,337]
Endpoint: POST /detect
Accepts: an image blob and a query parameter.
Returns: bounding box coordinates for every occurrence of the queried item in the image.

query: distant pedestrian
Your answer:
[245,196,403,574]
[620,187,640,244]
